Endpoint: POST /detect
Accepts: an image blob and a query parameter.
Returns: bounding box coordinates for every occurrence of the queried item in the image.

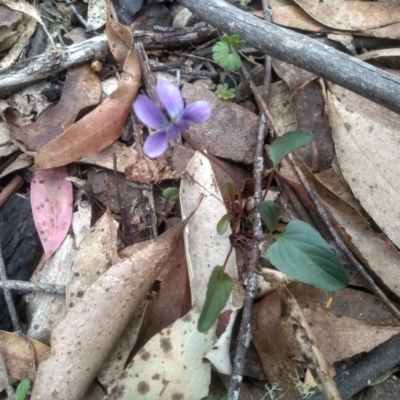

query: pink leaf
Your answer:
[31,167,73,260]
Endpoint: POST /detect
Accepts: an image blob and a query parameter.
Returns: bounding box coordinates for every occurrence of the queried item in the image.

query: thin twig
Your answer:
[0,280,65,294]
[0,345,14,399]
[228,3,272,398]
[64,0,88,29]
[0,248,20,332]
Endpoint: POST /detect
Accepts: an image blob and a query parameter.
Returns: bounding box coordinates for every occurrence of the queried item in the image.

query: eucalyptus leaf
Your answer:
[162,187,180,201]
[198,266,233,332]
[268,130,314,170]
[258,201,280,232]
[267,220,348,291]
[217,213,233,235]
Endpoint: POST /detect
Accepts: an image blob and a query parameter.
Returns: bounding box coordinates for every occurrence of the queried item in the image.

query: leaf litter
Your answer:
[2,0,400,398]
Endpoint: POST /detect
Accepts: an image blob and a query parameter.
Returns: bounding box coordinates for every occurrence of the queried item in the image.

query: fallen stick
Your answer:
[178,0,400,115]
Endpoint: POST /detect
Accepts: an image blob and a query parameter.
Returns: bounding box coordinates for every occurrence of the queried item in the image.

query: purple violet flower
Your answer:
[133,81,211,158]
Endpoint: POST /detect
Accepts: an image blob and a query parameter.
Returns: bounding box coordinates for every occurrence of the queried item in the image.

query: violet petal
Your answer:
[134,95,167,129]
[167,120,190,139]
[143,131,169,158]
[181,101,212,124]
[157,81,184,119]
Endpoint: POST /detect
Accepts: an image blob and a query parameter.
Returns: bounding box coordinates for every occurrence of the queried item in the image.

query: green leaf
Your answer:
[267,130,314,170]
[212,42,242,71]
[221,34,246,50]
[217,213,233,235]
[216,84,236,100]
[162,187,179,201]
[257,201,280,232]
[198,266,233,332]
[267,220,348,291]
[225,182,235,198]
[13,379,31,400]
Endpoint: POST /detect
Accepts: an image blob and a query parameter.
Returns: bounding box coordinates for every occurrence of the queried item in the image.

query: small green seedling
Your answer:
[162,187,180,201]
[212,35,245,72]
[216,83,236,100]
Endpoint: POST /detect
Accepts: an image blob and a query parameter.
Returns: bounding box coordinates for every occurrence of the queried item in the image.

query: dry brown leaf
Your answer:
[0,331,36,381]
[31,214,194,400]
[283,306,400,365]
[285,291,341,399]
[279,154,400,298]
[80,142,140,173]
[33,70,139,170]
[131,239,191,356]
[272,60,333,171]
[32,10,141,170]
[327,83,400,249]
[12,64,102,152]
[294,0,400,31]
[66,213,118,310]
[288,282,398,326]
[125,156,172,185]
[270,0,400,39]
[252,292,299,398]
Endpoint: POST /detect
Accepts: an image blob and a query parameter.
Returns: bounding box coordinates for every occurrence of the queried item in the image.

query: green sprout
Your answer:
[212,35,245,72]
[216,83,236,100]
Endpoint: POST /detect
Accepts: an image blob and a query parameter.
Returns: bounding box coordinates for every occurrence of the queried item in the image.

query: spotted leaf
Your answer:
[31,167,73,259]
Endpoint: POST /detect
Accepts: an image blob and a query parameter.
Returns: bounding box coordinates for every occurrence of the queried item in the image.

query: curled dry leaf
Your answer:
[282,306,400,365]
[30,214,195,400]
[294,0,400,31]
[33,71,140,169]
[12,64,102,152]
[3,0,54,45]
[31,167,73,260]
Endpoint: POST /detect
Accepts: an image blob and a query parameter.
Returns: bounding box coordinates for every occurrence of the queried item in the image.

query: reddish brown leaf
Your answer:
[31,167,73,260]
[12,64,102,151]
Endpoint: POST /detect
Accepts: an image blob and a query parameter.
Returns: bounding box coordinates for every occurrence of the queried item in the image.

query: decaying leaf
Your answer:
[105,309,214,400]
[12,64,102,152]
[86,0,106,31]
[66,212,118,309]
[33,11,141,169]
[282,306,400,365]
[180,151,239,310]
[2,0,53,45]
[31,215,194,400]
[0,13,36,73]
[294,0,400,31]
[285,290,341,399]
[252,292,299,398]
[31,167,73,260]
[327,84,400,249]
